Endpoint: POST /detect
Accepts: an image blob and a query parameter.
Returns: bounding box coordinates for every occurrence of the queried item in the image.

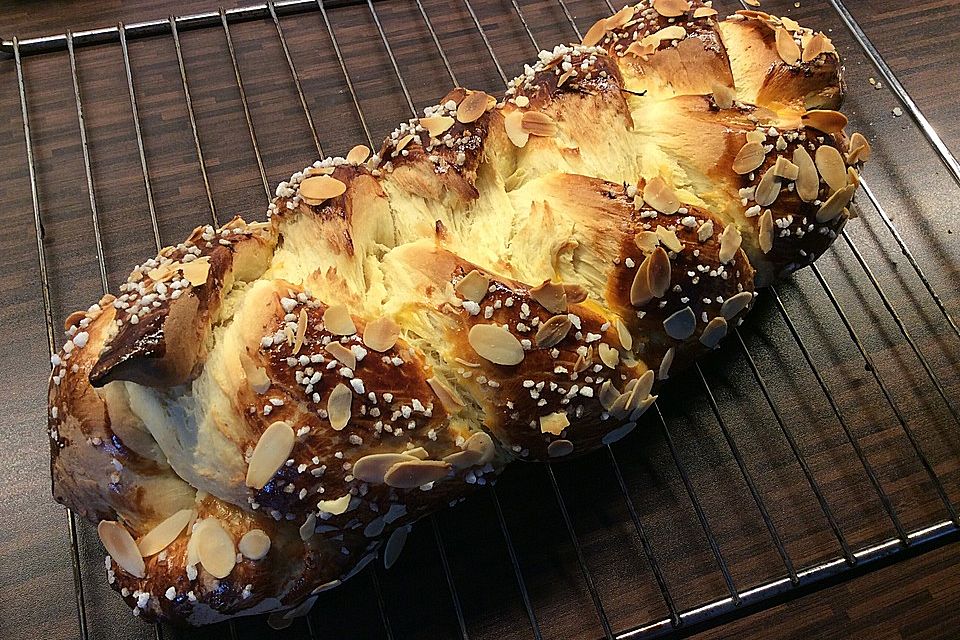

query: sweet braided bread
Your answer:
[47,2,870,625]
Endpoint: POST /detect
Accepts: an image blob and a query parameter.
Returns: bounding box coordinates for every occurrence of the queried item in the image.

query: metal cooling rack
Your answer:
[3,0,960,638]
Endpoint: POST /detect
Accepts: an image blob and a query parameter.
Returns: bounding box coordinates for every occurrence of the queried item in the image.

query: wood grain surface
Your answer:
[0,1,958,639]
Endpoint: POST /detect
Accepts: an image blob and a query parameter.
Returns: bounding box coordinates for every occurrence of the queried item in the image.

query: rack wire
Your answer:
[4,0,959,638]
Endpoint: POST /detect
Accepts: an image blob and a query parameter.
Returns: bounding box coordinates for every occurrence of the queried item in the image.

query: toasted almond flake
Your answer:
[693,6,718,17]
[323,305,356,336]
[293,307,308,355]
[317,493,351,516]
[427,375,465,412]
[699,317,728,348]
[180,257,211,287]
[346,144,370,164]
[647,247,671,297]
[846,132,871,164]
[607,5,636,29]
[793,146,820,202]
[521,111,558,137]
[138,509,195,557]
[815,145,847,192]
[718,224,742,264]
[721,291,754,320]
[655,226,683,253]
[353,453,419,484]
[299,513,316,541]
[327,383,352,431]
[631,255,653,306]
[325,342,357,371]
[305,166,335,176]
[600,380,621,410]
[634,369,656,400]
[395,134,415,153]
[98,521,145,578]
[406,447,430,460]
[420,116,455,138]
[733,141,766,174]
[540,412,570,436]
[535,314,573,348]
[816,184,856,223]
[530,280,568,314]
[582,17,609,46]
[664,307,697,340]
[455,270,491,303]
[444,431,495,468]
[625,41,657,58]
[746,129,767,144]
[362,316,400,353]
[653,0,688,17]
[602,421,638,445]
[557,70,574,86]
[246,421,296,489]
[755,167,781,207]
[146,264,175,284]
[802,109,848,134]
[299,175,346,205]
[759,210,774,253]
[648,25,686,45]
[713,84,735,109]
[196,518,236,579]
[775,28,800,65]
[698,220,715,242]
[643,176,680,214]
[847,167,860,190]
[598,343,619,368]
[547,439,575,457]
[563,284,588,303]
[773,156,800,180]
[238,529,271,560]
[456,91,490,124]
[504,110,530,148]
[802,33,831,62]
[659,347,675,380]
[574,349,592,373]
[635,230,660,253]
[616,318,633,351]
[384,525,411,569]
[240,352,270,394]
[468,324,524,366]
[383,459,451,489]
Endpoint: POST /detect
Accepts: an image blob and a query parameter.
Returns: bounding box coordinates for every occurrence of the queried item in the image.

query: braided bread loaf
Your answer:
[47,2,869,625]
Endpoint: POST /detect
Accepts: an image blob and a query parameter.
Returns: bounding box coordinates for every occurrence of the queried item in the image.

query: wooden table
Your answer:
[1,1,958,639]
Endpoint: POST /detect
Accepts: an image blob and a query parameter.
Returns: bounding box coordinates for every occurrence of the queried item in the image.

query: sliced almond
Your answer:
[362,316,401,353]
[557,70,574,87]
[383,459,451,489]
[240,351,270,394]
[663,306,697,340]
[653,0,688,17]
[643,176,680,214]
[325,341,357,371]
[699,317,728,348]
[602,421,638,445]
[353,453,419,484]
[655,226,683,253]
[582,17,609,47]
[635,230,660,253]
[718,224,742,264]
[395,134,415,153]
[563,284,588,304]
[195,518,236,579]
[713,84,735,109]
[758,209,774,253]
[98,521,146,578]
[535,315,573,348]
[504,110,529,148]
[746,129,767,144]
[521,111,558,137]
[802,109,848,134]
[293,307,308,355]
[468,324,524,366]
[775,28,800,65]
[138,509,195,557]
[598,343,619,369]
[455,270,491,303]
[659,347,675,380]
[773,156,800,180]
[346,144,370,164]
[304,166,335,176]
[427,375,466,413]
[625,41,657,59]
[816,184,856,223]
[540,412,570,436]
[733,141,766,174]
[847,167,860,190]
[600,380,621,410]
[547,439,575,458]
[444,431,495,468]
[299,175,346,205]
[456,91,490,124]
[420,115,455,138]
[630,255,653,306]
[801,33,832,63]
[406,447,430,460]
[238,529,271,560]
[647,247,671,297]
[530,280,567,314]
[327,383,353,431]
[693,6,718,18]
[323,305,356,336]
[720,291,754,319]
[846,132,871,164]
[793,146,820,202]
[384,525,411,570]
[815,145,847,192]
[616,318,633,351]
[299,513,316,541]
[754,167,781,207]
[245,421,296,489]
[647,25,686,45]
[607,5,636,29]
[317,493,351,515]
[180,257,211,287]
